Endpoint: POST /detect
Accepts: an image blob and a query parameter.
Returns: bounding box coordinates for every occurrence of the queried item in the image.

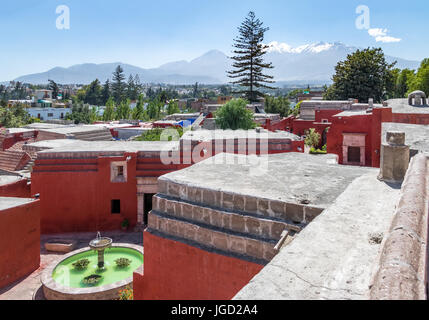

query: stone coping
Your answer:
[41,243,143,296]
[369,154,428,300]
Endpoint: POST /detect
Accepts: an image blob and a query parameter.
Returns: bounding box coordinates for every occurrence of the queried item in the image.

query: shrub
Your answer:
[215,98,256,130]
[304,128,321,148]
[135,127,184,142]
[309,147,327,155]
[72,259,90,270]
[121,219,130,229]
[119,286,133,300]
[83,274,102,286]
[115,258,132,268]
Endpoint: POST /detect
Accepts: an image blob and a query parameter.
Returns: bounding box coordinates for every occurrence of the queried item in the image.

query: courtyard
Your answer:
[0,231,142,300]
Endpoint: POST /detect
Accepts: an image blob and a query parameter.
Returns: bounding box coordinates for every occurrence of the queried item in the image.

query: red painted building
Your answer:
[0,175,31,198]
[0,197,40,289]
[133,231,263,300]
[31,130,303,234]
[327,96,429,168]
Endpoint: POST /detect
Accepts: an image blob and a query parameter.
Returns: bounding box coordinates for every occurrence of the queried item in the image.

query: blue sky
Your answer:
[0,0,427,82]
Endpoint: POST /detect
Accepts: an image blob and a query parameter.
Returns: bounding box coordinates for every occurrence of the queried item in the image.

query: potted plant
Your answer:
[121,218,130,231]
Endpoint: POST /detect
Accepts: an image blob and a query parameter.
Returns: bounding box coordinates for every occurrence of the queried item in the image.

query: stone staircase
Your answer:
[71,129,113,141]
[147,178,310,264]
[0,150,30,172]
[191,113,205,130]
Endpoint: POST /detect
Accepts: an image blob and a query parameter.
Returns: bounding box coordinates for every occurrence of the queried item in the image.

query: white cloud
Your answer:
[368,28,401,43]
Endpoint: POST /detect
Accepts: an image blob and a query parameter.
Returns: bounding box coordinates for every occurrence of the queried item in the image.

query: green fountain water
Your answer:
[52,247,143,289]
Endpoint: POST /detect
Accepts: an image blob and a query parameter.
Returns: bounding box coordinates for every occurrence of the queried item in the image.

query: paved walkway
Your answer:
[0,231,143,300]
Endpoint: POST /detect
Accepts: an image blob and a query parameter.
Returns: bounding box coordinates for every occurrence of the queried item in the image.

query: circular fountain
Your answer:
[89,232,113,269]
[41,233,143,300]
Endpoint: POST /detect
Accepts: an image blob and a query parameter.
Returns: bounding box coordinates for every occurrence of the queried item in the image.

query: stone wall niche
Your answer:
[378,131,410,184]
[342,133,366,166]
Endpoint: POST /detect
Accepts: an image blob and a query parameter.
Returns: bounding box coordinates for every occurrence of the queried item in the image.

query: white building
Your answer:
[26,108,71,121]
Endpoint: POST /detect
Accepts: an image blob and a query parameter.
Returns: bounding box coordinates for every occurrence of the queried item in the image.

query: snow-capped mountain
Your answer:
[13,42,420,85]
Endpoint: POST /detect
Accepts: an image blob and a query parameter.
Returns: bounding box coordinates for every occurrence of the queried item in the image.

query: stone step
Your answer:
[158,178,323,225]
[148,211,277,263]
[153,194,301,242]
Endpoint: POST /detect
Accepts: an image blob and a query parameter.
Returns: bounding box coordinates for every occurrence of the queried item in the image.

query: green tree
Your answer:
[103,97,116,121]
[112,65,126,104]
[324,48,396,103]
[135,127,184,142]
[193,82,199,98]
[264,96,291,117]
[115,99,131,120]
[0,103,31,128]
[304,128,321,148]
[408,59,429,95]
[132,95,146,120]
[147,99,162,120]
[167,100,180,115]
[65,103,92,124]
[215,98,256,130]
[84,79,102,105]
[394,69,415,98]
[101,80,111,105]
[228,11,275,102]
[48,80,59,100]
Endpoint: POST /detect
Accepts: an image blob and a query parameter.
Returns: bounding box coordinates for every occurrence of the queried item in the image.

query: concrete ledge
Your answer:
[148,213,277,262]
[370,154,428,300]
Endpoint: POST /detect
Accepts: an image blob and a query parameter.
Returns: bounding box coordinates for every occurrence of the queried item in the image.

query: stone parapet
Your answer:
[158,179,322,225]
[153,195,301,242]
[370,154,428,300]
[148,213,277,262]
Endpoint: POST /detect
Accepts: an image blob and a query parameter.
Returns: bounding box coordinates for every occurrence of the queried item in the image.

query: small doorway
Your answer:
[143,194,155,226]
[348,147,361,163]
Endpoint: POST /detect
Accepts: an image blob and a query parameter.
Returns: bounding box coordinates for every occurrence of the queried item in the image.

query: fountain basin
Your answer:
[41,243,143,300]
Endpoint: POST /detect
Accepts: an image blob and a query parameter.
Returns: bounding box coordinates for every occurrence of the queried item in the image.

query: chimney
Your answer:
[378,132,410,184]
[367,98,374,113]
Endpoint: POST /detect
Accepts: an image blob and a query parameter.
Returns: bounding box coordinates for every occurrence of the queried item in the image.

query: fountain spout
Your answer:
[89,233,113,269]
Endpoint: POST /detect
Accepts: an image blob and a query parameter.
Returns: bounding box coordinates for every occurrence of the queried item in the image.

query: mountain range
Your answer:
[12,42,421,86]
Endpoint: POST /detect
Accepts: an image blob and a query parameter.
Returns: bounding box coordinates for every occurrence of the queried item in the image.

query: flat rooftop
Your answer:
[234,171,401,300]
[159,152,376,209]
[4,128,35,134]
[24,123,70,130]
[0,175,24,186]
[387,98,429,114]
[382,122,429,153]
[334,110,370,117]
[38,140,179,154]
[38,125,111,135]
[0,197,36,211]
[25,139,84,150]
[181,129,302,142]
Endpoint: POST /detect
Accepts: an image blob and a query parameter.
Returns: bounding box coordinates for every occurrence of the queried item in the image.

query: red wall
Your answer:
[31,154,138,234]
[133,231,263,300]
[326,108,393,167]
[0,179,31,198]
[392,113,429,125]
[0,200,40,289]
[1,131,37,151]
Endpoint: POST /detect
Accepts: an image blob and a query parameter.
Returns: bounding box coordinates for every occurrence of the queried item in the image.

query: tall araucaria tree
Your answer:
[228,11,275,102]
[112,65,126,104]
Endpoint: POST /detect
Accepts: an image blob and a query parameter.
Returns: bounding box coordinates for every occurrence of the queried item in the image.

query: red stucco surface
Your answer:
[133,231,263,300]
[0,200,40,289]
[0,179,31,198]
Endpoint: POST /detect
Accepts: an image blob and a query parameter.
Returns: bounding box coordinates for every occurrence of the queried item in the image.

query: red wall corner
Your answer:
[133,231,264,300]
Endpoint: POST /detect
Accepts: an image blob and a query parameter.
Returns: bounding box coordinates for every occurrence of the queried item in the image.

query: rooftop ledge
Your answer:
[234,171,402,300]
